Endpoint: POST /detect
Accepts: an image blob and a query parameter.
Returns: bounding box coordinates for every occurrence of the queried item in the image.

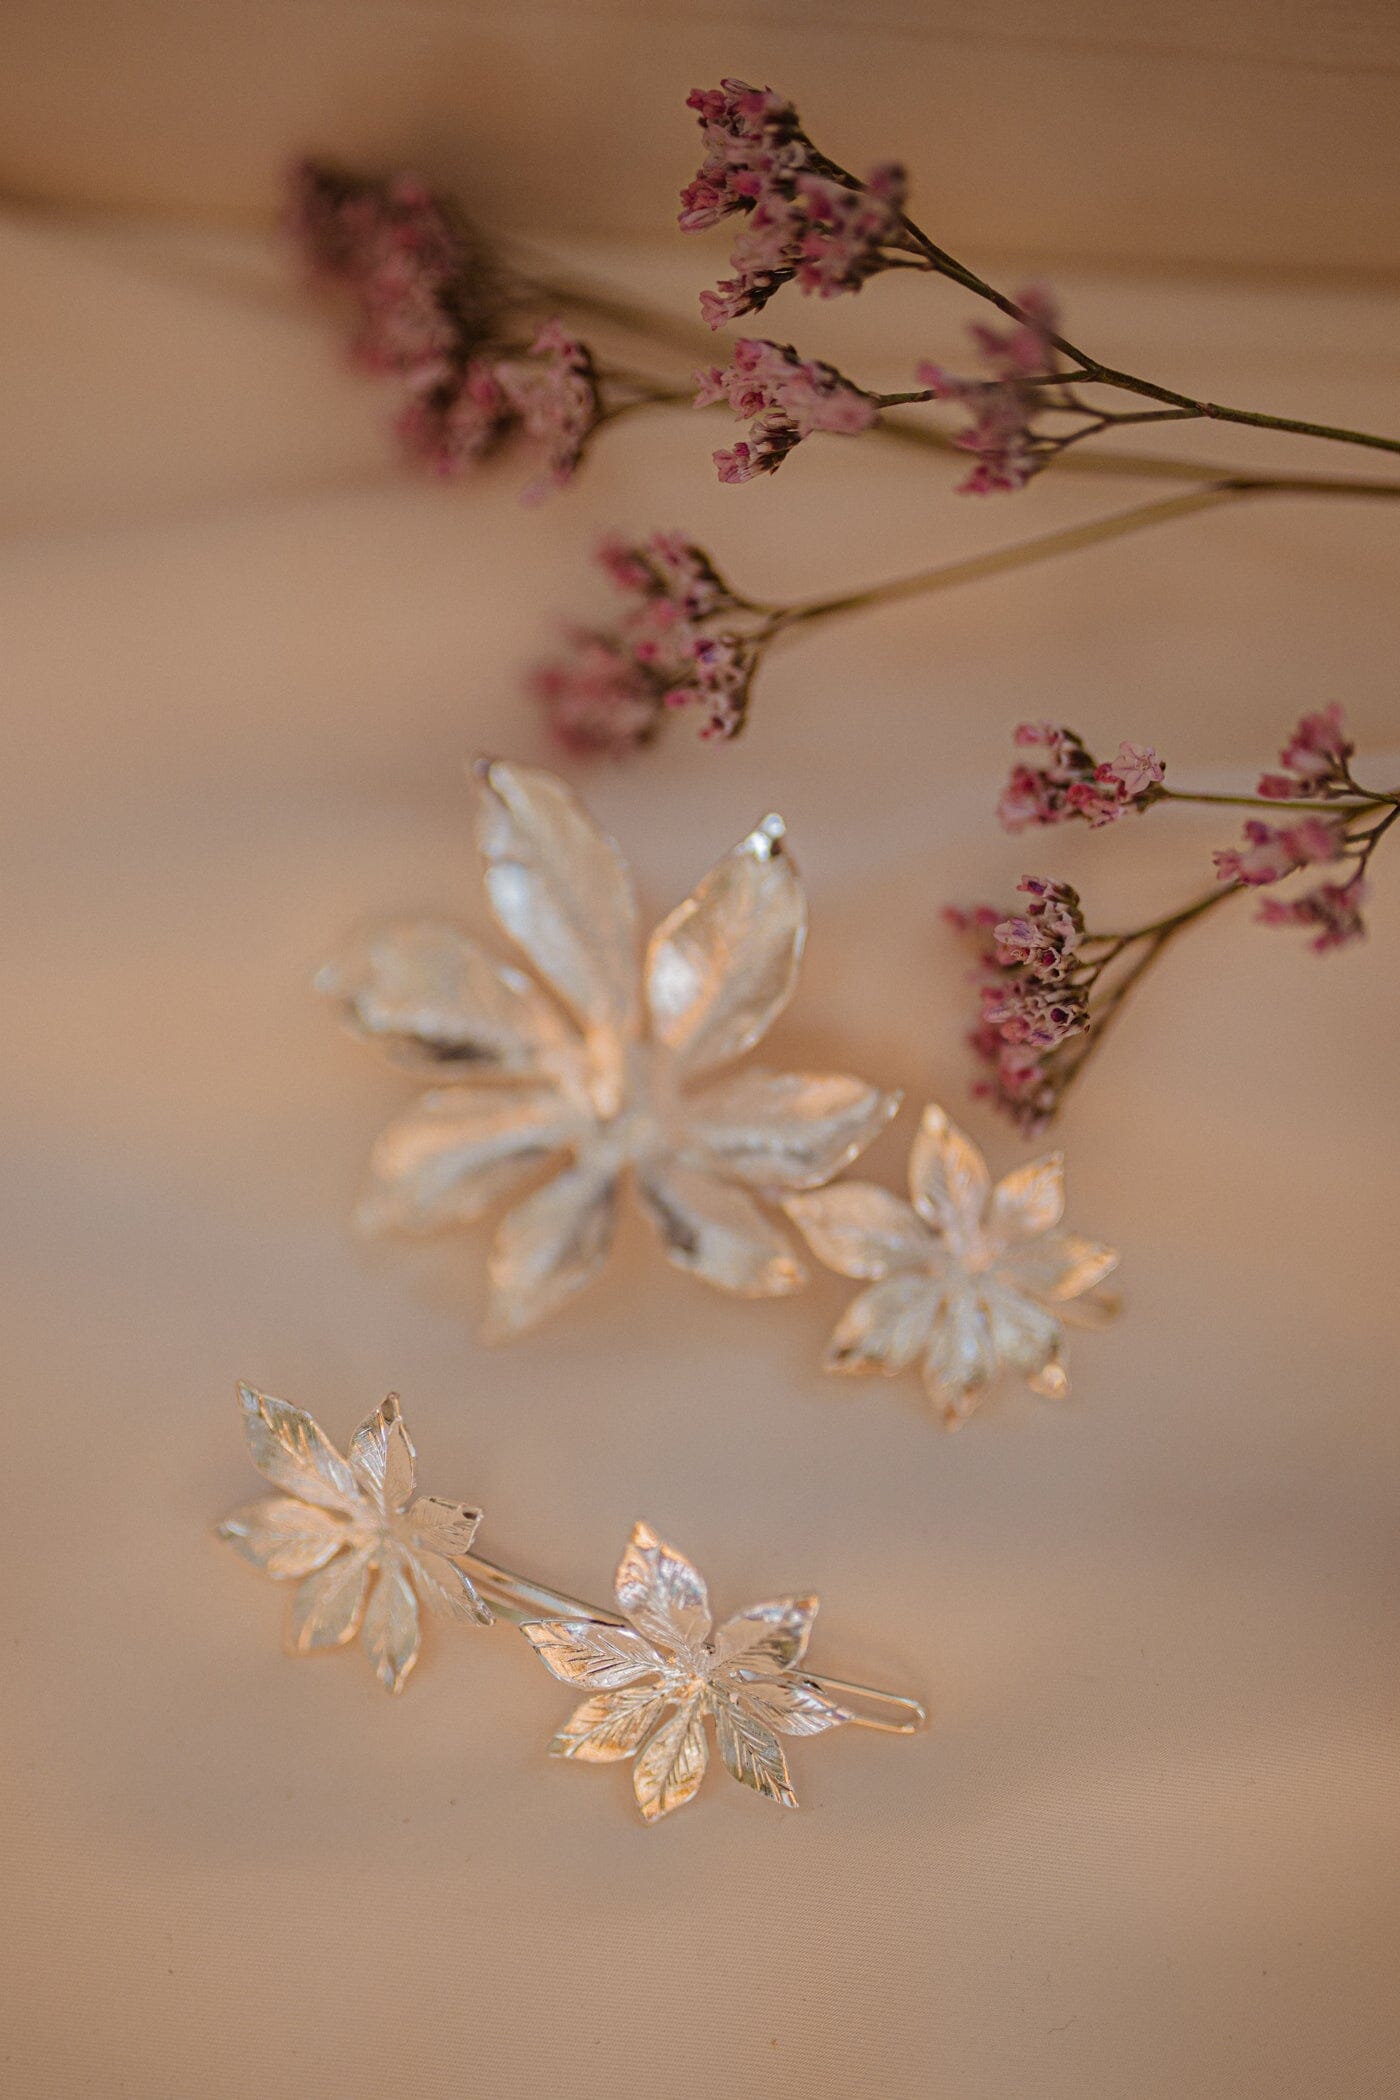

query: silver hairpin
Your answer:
[316,759,899,1337]
[518,1521,926,1822]
[216,1385,494,1691]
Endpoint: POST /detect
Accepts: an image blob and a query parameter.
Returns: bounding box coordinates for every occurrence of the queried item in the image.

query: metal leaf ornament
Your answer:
[521,1523,852,1822]
[785,1105,1120,1426]
[216,1386,490,1690]
[318,761,899,1336]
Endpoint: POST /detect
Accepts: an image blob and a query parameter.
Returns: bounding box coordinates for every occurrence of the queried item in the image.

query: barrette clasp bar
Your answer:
[457,1550,928,1735]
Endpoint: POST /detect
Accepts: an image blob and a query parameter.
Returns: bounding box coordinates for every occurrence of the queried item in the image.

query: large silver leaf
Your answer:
[550,1687,669,1763]
[638,1161,805,1296]
[237,1386,361,1514]
[922,1281,999,1422]
[632,1700,708,1822]
[908,1106,991,1255]
[360,1559,421,1693]
[314,920,576,1076]
[475,760,638,1041]
[712,1693,796,1807]
[712,1597,817,1673]
[735,1676,850,1738]
[521,1619,665,1688]
[614,1523,712,1652]
[783,1182,932,1279]
[216,1496,350,1579]
[644,813,804,1074]
[825,1273,940,1376]
[358,1084,581,1236]
[1003,1232,1119,1303]
[989,1152,1065,1243]
[685,1069,899,1191]
[485,1159,617,1337]
[348,1393,416,1515]
[984,1280,1062,1377]
[287,1546,373,1652]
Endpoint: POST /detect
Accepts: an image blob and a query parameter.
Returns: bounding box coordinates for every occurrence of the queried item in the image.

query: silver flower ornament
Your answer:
[521,1523,859,1822]
[216,1386,490,1690]
[785,1105,1119,1427]
[317,761,899,1336]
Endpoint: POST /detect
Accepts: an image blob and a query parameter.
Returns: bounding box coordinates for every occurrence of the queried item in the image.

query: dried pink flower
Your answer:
[949,878,1089,1132]
[696,337,875,479]
[1256,703,1356,800]
[493,320,602,496]
[997,722,1162,831]
[918,286,1063,494]
[1257,878,1368,952]
[682,81,908,325]
[1212,816,1345,887]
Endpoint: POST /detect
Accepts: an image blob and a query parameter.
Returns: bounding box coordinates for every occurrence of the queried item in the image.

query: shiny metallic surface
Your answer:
[216,1386,492,1690]
[521,1521,924,1823]
[786,1104,1119,1427]
[319,761,899,1336]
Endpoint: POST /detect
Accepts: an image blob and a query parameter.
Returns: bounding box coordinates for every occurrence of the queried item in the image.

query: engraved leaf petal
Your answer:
[357,1085,582,1236]
[314,920,576,1076]
[783,1183,932,1279]
[360,1559,421,1693]
[216,1497,350,1579]
[983,1281,1063,1376]
[1057,1282,1122,1330]
[922,1280,999,1423]
[908,1105,991,1252]
[475,759,638,1039]
[644,813,805,1073]
[989,1152,1065,1242]
[713,1596,817,1672]
[348,1392,416,1515]
[287,1546,373,1651]
[638,1161,805,1296]
[685,1069,900,1190]
[521,1619,665,1688]
[614,1523,712,1651]
[405,1496,482,1559]
[825,1273,939,1375]
[409,1548,493,1626]
[550,1687,669,1763]
[713,1693,796,1807]
[733,1676,850,1737]
[486,1159,617,1336]
[237,1385,362,1514]
[633,1700,709,1822]
[1003,1233,1120,1302]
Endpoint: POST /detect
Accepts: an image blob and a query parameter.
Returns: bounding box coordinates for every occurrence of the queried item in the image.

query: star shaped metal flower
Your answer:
[522,1522,875,1822]
[317,760,899,1336]
[216,1386,490,1690]
[784,1104,1119,1427]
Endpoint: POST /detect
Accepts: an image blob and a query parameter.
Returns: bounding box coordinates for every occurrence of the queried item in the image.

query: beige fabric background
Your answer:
[3,7,1400,2097]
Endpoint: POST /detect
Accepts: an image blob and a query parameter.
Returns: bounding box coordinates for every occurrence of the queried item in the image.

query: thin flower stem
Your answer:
[1156,788,1394,814]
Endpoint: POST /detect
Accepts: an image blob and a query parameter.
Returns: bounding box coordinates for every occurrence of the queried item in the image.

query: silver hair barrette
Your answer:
[316,759,899,1337]
[785,1104,1120,1427]
[215,1387,926,1816]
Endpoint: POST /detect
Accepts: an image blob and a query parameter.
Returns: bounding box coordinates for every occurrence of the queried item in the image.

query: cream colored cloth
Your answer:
[3,205,1399,2100]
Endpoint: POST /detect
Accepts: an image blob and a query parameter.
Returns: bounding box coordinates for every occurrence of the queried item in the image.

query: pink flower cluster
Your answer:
[917,287,1064,494]
[288,162,599,492]
[680,81,908,326]
[533,534,758,754]
[947,878,1089,1131]
[997,723,1165,832]
[1212,816,1343,887]
[1257,703,1356,800]
[1257,881,1368,953]
[695,337,876,480]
